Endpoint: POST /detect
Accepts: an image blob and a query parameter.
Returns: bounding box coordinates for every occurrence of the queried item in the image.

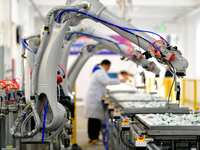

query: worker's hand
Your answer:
[120,77,127,83]
[128,74,134,77]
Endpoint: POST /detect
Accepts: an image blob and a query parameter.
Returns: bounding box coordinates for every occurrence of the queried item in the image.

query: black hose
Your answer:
[120,130,136,150]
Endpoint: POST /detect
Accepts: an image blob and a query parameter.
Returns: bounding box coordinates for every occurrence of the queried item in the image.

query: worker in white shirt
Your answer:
[84,59,121,144]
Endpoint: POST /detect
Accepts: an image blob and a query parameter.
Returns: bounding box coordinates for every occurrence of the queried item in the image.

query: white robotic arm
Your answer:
[64,0,188,77]
[60,22,160,94]
[70,22,161,76]
[67,43,102,93]
[11,0,188,146]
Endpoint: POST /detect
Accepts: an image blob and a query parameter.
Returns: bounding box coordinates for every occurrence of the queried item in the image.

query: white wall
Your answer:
[178,11,200,79]
[0,0,11,47]
[11,0,36,79]
[0,0,36,79]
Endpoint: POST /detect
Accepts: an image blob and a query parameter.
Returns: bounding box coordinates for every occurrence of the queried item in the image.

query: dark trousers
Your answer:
[88,118,101,140]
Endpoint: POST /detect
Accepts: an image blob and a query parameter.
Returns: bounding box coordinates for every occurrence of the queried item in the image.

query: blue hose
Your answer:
[67,32,129,57]
[57,9,168,52]
[58,64,65,76]
[189,144,196,150]
[42,100,49,141]
[106,125,115,150]
[21,38,36,55]
[102,120,109,149]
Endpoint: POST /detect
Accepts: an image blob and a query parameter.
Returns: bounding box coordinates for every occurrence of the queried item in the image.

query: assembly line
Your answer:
[0,0,198,150]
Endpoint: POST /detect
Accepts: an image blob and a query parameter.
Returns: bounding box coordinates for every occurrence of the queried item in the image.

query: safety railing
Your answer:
[146,78,199,110]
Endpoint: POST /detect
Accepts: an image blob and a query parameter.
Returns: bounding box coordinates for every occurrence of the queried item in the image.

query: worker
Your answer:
[92,64,100,73]
[84,59,121,144]
[119,71,135,88]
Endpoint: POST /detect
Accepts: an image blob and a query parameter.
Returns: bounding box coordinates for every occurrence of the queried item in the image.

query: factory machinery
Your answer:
[0,0,191,149]
[101,91,200,150]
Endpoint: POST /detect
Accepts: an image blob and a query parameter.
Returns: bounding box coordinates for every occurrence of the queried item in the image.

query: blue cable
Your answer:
[21,38,36,55]
[58,64,65,76]
[42,100,49,141]
[57,9,168,52]
[106,125,115,150]
[102,120,109,149]
[189,144,196,150]
[67,32,129,57]
[123,28,169,45]
[8,93,10,101]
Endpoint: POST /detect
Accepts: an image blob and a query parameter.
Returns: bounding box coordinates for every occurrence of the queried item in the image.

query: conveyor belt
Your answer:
[147,143,161,150]
[132,124,146,134]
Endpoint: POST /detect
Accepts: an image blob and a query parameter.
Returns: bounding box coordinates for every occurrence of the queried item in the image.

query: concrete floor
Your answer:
[76,101,104,150]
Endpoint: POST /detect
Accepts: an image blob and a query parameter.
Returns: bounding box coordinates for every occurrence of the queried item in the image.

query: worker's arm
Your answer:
[97,70,120,86]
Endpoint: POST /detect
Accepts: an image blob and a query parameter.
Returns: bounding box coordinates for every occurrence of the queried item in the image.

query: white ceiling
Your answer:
[28,0,200,25]
[29,0,200,7]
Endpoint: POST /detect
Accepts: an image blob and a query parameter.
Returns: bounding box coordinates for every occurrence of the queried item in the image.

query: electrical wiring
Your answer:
[0,81,8,90]
[63,15,82,23]
[42,99,49,142]
[40,97,45,118]
[21,38,36,55]
[123,28,169,46]
[67,31,132,57]
[106,125,115,150]
[120,130,135,150]
[30,67,33,78]
[58,63,66,75]
[58,64,65,76]
[57,9,164,54]
[2,79,19,89]
[114,121,119,132]
[150,38,165,57]
[189,144,197,150]
[159,63,174,75]
[7,83,16,89]
[167,62,175,103]
[102,120,109,149]
[13,78,20,84]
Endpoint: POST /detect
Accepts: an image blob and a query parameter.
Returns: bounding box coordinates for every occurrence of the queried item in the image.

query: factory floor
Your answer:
[76,101,104,150]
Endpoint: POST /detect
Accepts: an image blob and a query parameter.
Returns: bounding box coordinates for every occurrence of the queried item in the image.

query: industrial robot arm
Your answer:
[59,26,84,98]
[11,3,88,141]
[59,22,160,95]
[67,43,102,93]
[12,0,187,143]
[66,37,160,93]
[63,0,188,77]
[70,22,161,77]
